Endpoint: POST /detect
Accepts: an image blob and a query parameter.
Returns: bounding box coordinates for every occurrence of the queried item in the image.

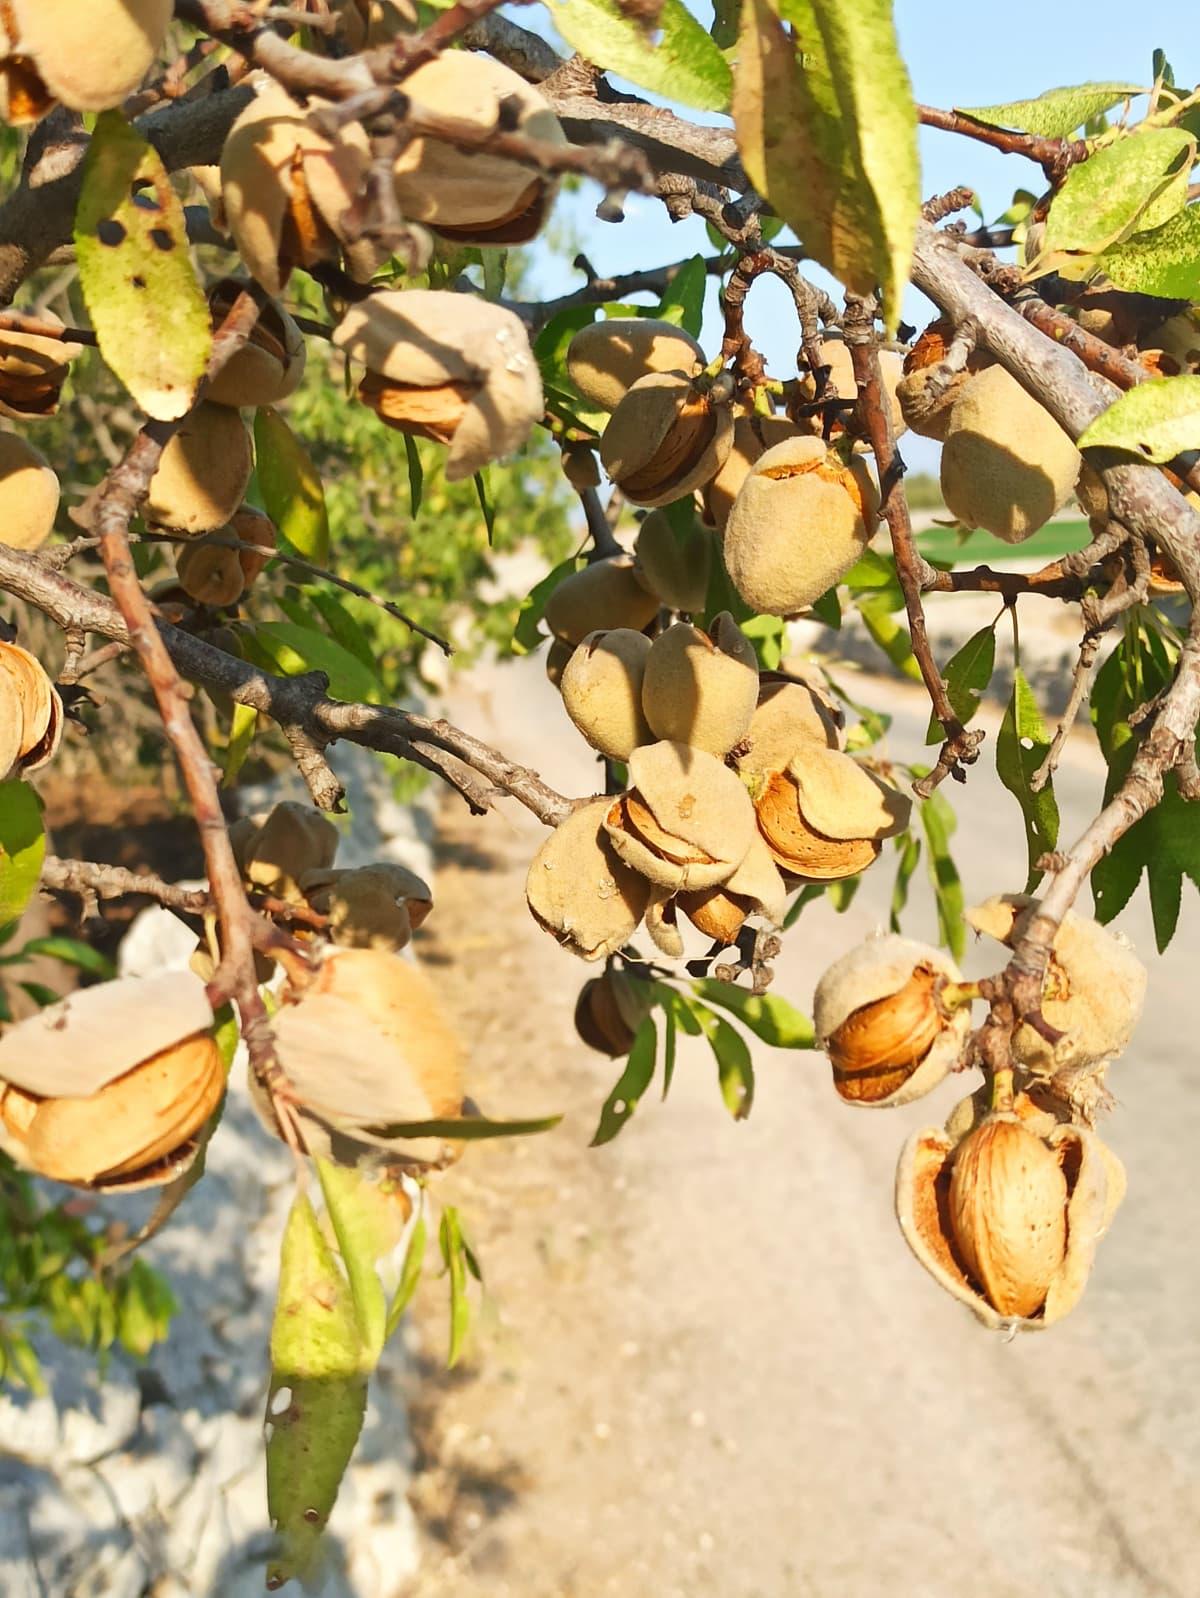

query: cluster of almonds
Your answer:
[810,898,1147,1329]
[565,317,899,619]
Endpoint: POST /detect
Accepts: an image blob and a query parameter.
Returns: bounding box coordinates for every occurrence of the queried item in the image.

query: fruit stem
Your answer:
[937,978,982,1012]
[989,1066,1015,1114]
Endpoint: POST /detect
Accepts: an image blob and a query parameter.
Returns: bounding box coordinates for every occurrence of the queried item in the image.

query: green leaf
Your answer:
[550,0,733,113]
[591,1016,657,1145]
[857,593,921,680]
[474,468,495,545]
[733,0,919,333]
[439,1207,475,1367]
[18,936,114,979]
[305,587,379,674]
[266,1188,368,1588]
[317,1161,411,1367]
[1099,203,1200,298]
[690,1002,755,1119]
[384,1205,426,1342]
[924,625,995,743]
[656,255,707,338]
[954,83,1142,138]
[74,111,210,420]
[995,667,1059,890]
[711,0,741,49]
[254,407,331,566]
[1036,129,1194,274]
[0,781,45,932]
[661,1003,678,1100]
[889,831,921,932]
[247,620,379,703]
[809,585,842,629]
[1077,375,1200,462]
[403,434,423,518]
[222,702,257,786]
[919,790,965,960]
[362,1111,563,1141]
[689,979,815,1047]
[511,553,581,656]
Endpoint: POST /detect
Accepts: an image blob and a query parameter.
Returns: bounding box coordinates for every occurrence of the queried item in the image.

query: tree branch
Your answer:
[917,104,1089,182]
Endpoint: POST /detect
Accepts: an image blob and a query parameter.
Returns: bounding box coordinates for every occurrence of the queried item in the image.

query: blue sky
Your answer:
[527,0,1195,472]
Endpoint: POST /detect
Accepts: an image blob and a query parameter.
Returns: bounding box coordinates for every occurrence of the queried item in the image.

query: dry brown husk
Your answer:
[391,53,564,246]
[334,290,544,481]
[567,318,705,414]
[641,613,758,757]
[220,79,372,297]
[229,503,277,586]
[0,638,61,773]
[0,309,81,419]
[600,371,734,509]
[526,797,651,960]
[678,831,786,942]
[204,280,306,409]
[5,0,171,114]
[574,969,651,1056]
[753,748,908,880]
[0,431,61,550]
[602,740,755,892]
[735,679,841,777]
[176,532,246,608]
[300,862,433,954]
[542,555,661,646]
[559,628,654,761]
[243,800,339,904]
[144,402,253,536]
[754,769,882,881]
[895,1115,1125,1330]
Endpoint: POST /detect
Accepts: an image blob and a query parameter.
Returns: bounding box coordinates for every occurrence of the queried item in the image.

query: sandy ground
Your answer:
[396,654,1200,1598]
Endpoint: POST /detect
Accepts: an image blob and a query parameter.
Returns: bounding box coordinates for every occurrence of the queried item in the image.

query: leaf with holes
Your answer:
[1077,375,1200,463]
[996,668,1059,890]
[75,111,210,421]
[954,83,1142,138]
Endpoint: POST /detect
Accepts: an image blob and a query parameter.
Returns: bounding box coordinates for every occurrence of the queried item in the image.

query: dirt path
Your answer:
[396,659,1200,1598]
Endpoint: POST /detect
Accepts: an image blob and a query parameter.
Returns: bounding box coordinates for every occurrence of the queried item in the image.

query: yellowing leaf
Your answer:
[551,0,732,112]
[1035,128,1194,275]
[0,780,45,930]
[1100,203,1200,297]
[955,82,1142,139]
[1078,374,1200,461]
[75,111,211,421]
[254,407,331,567]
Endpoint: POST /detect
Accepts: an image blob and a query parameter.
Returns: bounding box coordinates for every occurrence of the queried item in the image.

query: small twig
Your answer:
[256,542,453,656]
[922,186,979,223]
[41,854,210,915]
[917,103,1089,183]
[1030,632,1102,792]
[843,299,983,796]
[0,309,96,345]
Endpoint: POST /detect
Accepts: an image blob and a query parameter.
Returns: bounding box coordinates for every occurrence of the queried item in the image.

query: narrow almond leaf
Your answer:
[254,407,331,566]
[305,587,378,673]
[222,703,257,786]
[1035,129,1194,274]
[660,1004,678,1100]
[1099,203,1200,298]
[689,979,815,1047]
[1077,375,1200,462]
[403,434,423,519]
[474,468,495,545]
[954,83,1142,139]
[734,0,919,332]
[266,1188,368,1588]
[18,936,115,979]
[439,1207,475,1367]
[924,625,995,743]
[656,255,707,338]
[551,0,733,112]
[591,1015,657,1145]
[857,594,922,681]
[362,1111,563,1141]
[0,780,45,930]
[75,111,211,420]
[689,1000,755,1120]
[511,554,581,656]
[996,667,1059,890]
[384,1204,426,1342]
[889,831,921,931]
[919,789,965,961]
[247,621,379,704]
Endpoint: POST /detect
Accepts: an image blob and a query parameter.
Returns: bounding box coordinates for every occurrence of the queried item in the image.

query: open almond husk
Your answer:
[526,797,651,961]
[677,830,787,944]
[0,309,81,419]
[0,971,222,1190]
[895,1115,1126,1330]
[753,747,909,882]
[0,432,61,549]
[574,968,652,1057]
[603,740,755,893]
[204,279,306,409]
[600,370,733,509]
[300,862,433,954]
[0,639,62,774]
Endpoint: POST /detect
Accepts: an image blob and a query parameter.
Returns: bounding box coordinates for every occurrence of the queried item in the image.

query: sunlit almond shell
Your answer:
[0,639,55,759]
[604,741,755,892]
[299,862,432,953]
[645,886,684,957]
[0,971,215,1099]
[0,52,54,126]
[144,401,253,535]
[360,372,475,445]
[701,412,798,533]
[679,829,786,941]
[567,318,705,413]
[794,338,905,440]
[0,669,22,777]
[786,745,911,841]
[754,772,880,880]
[526,797,650,960]
[0,310,80,418]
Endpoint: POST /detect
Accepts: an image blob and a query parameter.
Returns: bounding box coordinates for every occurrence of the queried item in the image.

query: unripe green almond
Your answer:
[940,365,1082,544]
[633,510,711,613]
[392,53,564,245]
[144,402,253,535]
[12,0,171,112]
[722,436,878,617]
[737,679,840,776]
[560,629,654,760]
[526,798,650,961]
[641,614,758,756]
[702,412,798,532]
[0,433,60,550]
[567,318,705,413]
[600,371,733,509]
[603,740,755,892]
[795,338,906,440]
[543,555,660,646]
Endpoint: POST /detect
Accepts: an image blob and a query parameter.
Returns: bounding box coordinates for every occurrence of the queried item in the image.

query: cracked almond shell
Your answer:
[244,799,340,904]
[0,432,60,550]
[0,971,220,1190]
[600,371,733,509]
[813,933,969,1107]
[204,281,306,409]
[542,555,660,646]
[6,0,171,113]
[220,79,371,297]
[560,628,654,761]
[632,509,711,613]
[641,614,758,757]
[722,436,878,616]
[0,309,81,419]
[144,401,253,535]
[334,289,543,481]
[736,679,840,778]
[965,894,1147,1073]
[526,797,651,961]
[392,53,564,245]
[603,740,755,893]
[896,1116,1124,1329]
[567,318,705,414]
[300,862,433,954]
[940,365,1082,544]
